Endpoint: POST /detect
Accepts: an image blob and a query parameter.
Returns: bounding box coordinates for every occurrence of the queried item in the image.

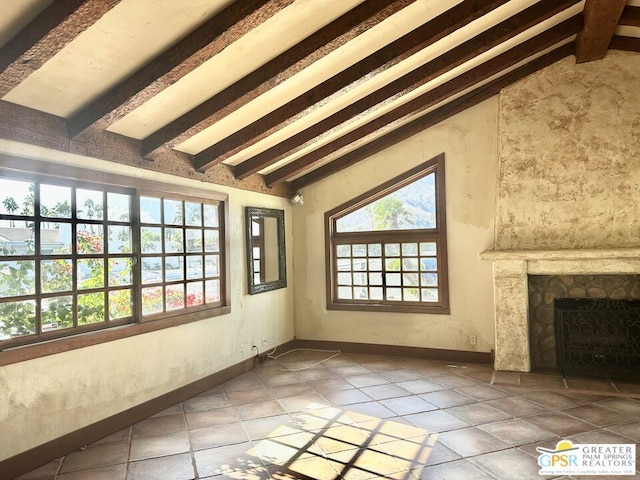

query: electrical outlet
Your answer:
[469,335,477,346]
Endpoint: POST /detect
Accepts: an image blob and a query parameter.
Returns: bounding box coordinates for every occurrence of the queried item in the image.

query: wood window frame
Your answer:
[325,153,449,314]
[0,157,230,366]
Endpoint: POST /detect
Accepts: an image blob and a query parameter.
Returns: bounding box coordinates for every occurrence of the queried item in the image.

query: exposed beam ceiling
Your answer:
[0,0,637,196]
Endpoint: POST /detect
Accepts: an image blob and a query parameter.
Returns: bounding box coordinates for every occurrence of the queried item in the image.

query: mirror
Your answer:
[245,206,287,294]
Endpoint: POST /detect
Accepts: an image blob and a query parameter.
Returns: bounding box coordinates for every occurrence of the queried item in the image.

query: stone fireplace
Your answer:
[479,248,640,372]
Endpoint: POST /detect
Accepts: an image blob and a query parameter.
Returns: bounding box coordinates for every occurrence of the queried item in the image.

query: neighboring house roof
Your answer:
[0,227,61,244]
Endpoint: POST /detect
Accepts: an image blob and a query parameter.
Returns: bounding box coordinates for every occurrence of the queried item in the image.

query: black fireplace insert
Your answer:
[554,298,640,380]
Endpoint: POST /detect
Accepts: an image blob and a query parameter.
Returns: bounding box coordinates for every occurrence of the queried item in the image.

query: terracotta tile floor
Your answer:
[17,351,640,479]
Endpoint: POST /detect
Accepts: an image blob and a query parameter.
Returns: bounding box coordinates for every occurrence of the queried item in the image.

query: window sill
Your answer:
[0,306,231,366]
[327,303,450,315]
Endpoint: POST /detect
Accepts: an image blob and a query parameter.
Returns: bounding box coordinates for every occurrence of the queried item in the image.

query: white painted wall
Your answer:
[292,98,499,355]
[0,146,295,461]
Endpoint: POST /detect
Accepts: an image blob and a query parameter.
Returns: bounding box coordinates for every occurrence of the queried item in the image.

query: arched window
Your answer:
[325,154,449,314]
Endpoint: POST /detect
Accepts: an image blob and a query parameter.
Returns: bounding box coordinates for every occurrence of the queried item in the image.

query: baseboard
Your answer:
[294,338,494,364]
[0,339,296,480]
[1,337,485,479]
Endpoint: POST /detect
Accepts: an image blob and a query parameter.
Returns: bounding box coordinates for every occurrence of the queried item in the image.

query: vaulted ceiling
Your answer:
[0,0,638,197]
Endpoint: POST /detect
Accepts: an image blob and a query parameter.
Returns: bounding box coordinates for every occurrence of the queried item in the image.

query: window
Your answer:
[0,167,227,349]
[325,154,449,314]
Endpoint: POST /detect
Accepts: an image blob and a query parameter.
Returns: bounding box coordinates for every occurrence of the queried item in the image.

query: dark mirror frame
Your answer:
[245,206,287,294]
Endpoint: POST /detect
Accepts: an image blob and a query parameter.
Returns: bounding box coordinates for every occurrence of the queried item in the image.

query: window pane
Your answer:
[386,273,401,286]
[107,192,130,222]
[77,189,104,220]
[164,199,183,225]
[336,259,351,271]
[337,272,352,285]
[402,258,419,271]
[421,258,437,271]
[186,282,203,307]
[352,244,366,257]
[370,287,383,300]
[386,288,402,301]
[402,243,418,256]
[0,300,36,339]
[420,242,437,255]
[186,230,202,252]
[0,179,33,216]
[109,257,132,286]
[421,273,438,287]
[369,272,383,286]
[353,272,367,286]
[368,244,382,256]
[142,257,162,285]
[42,296,73,331]
[166,284,184,310]
[353,286,367,299]
[368,258,382,271]
[187,255,203,279]
[0,260,35,297]
[140,196,161,223]
[403,288,420,301]
[0,220,33,255]
[164,228,183,253]
[40,184,71,218]
[185,202,202,226]
[165,257,184,281]
[385,259,400,271]
[205,279,220,303]
[204,230,219,252]
[41,259,73,293]
[203,204,218,227]
[421,288,439,302]
[141,227,162,254]
[76,227,104,254]
[108,226,131,254]
[337,286,352,299]
[403,273,419,287]
[142,286,163,316]
[336,245,351,257]
[109,289,132,320]
[205,255,218,277]
[385,243,400,256]
[41,223,71,254]
[78,258,104,289]
[352,258,366,271]
[77,292,105,325]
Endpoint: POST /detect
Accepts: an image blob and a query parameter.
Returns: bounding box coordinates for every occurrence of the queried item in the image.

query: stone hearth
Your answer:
[479,248,640,372]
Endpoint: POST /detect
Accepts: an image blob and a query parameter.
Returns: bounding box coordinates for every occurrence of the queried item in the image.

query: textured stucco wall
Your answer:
[292,99,498,354]
[0,145,295,461]
[496,51,640,249]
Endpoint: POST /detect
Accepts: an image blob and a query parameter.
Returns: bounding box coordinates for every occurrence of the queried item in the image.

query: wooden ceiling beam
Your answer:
[191,0,513,171]
[288,42,575,192]
[610,35,640,52]
[619,6,640,27]
[0,0,120,97]
[66,0,294,138]
[140,0,419,157]
[233,0,580,179]
[267,20,579,187]
[575,0,626,63]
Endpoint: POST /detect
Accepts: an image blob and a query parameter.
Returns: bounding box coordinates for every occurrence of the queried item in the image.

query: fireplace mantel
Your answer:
[479,248,640,372]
